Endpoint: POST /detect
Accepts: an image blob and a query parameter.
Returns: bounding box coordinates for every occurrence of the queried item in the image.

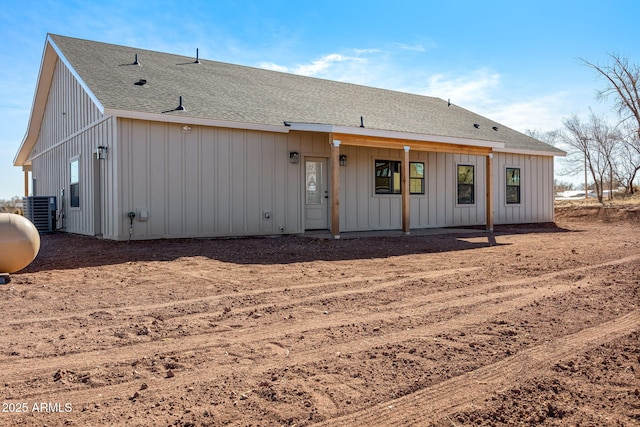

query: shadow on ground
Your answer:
[16,223,573,273]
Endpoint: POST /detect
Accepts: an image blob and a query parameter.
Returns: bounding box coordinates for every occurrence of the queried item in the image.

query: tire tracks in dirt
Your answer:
[5,267,475,327]
[3,254,638,405]
[3,253,636,366]
[316,310,640,427]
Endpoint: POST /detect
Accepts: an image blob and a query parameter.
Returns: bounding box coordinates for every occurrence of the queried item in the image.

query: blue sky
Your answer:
[1,0,638,199]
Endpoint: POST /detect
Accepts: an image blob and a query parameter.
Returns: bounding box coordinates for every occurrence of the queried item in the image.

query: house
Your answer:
[14,34,566,240]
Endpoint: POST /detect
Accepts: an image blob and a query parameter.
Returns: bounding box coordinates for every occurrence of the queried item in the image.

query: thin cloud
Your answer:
[294,53,364,76]
[257,46,410,85]
[395,42,427,52]
[258,62,289,73]
[423,69,501,106]
[262,45,568,133]
[353,48,381,54]
[483,95,569,132]
[416,69,569,131]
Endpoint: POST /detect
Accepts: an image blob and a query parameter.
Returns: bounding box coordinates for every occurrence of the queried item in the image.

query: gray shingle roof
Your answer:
[49,34,564,155]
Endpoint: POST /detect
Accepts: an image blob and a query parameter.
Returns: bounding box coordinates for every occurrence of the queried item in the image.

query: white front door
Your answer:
[304,158,328,230]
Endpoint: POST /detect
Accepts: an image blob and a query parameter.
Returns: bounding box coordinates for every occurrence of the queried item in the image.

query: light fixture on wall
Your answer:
[339,154,348,166]
[182,125,192,132]
[96,146,108,160]
[289,151,300,163]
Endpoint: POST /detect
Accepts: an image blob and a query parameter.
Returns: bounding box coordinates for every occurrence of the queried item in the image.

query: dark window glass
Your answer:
[506,167,521,204]
[70,159,80,208]
[457,165,475,204]
[410,162,425,194]
[375,160,424,194]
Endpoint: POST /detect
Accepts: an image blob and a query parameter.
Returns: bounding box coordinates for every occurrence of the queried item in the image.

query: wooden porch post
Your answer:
[23,166,30,197]
[486,153,494,231]
[331,139,341,239]
[402,146,410,235]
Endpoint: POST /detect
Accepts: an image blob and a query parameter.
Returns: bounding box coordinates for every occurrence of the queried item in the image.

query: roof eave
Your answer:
[105,109,290,133]
[13,39,55,166]
[493,147,567,157]
[14,35,105,167]
[285,122,506,149]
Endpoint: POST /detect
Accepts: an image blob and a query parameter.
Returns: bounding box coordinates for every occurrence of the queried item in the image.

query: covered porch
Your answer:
[297,126,504,239]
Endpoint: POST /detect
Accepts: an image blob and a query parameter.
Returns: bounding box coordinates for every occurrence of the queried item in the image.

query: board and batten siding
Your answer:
[339,147,488,231]
[338,148,554,231]
[115,121,332,239]
[29,57,114,237]
[492,152,554,224]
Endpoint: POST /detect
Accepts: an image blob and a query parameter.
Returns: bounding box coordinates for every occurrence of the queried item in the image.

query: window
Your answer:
[457,164,475,204]
[506,167,521,204]
[70,159,79,208]
[375,160,424,194]
[410,162,425,194]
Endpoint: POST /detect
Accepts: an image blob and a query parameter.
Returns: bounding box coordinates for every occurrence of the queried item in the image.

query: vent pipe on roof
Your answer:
[360,116,365,128]
[134,54,140,66]
[448,99,451,107]
[176,96,186,111]
[195,48,201,64]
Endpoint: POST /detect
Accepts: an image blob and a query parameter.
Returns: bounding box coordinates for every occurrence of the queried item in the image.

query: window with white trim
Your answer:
[374,160,425,194]
[70,158,80,208]
[506,167,521,204]
[457,164,475,204]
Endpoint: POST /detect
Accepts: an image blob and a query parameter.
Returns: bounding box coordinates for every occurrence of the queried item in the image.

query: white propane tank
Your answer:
[0,213,41,273]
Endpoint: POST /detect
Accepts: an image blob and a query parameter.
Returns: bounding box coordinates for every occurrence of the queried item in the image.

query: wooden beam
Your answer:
[486,153,494,231]
[23,170,29,197]
[331,139,341,239]
[333,133,492,156]
[402,146,410,234]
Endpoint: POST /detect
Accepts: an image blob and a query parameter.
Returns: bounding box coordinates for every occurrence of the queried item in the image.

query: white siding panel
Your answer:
[343,145,357,230]
[231,130,246,233]
[113,120,304,239]
[167,125,184,236]
[109,122,557,239]
[216,128,232,234]
[273,133,290,232]
[337,148,499,232]
[30,58,107,237]
[184,130,201,235]
[492,153,555,225]
[286,132,302,232]
[200,128,217,234]
[130,120,149,237]
[148,125,167,237]
[245,132,261,233]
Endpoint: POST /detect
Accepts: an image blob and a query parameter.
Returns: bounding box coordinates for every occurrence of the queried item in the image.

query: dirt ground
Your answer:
[1,205,639,426]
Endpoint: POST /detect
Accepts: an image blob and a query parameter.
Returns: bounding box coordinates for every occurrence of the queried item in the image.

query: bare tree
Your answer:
[525,129,560,148]
[613,124,640,194]
[582,54,640,139]
[557,115,592,198]
[590,114,621,199]
[558,113,620,202]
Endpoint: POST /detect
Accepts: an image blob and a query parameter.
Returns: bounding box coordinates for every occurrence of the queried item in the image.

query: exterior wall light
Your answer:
[96,146,108,160]
[339,154,347,166]
[289,151,300,163]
